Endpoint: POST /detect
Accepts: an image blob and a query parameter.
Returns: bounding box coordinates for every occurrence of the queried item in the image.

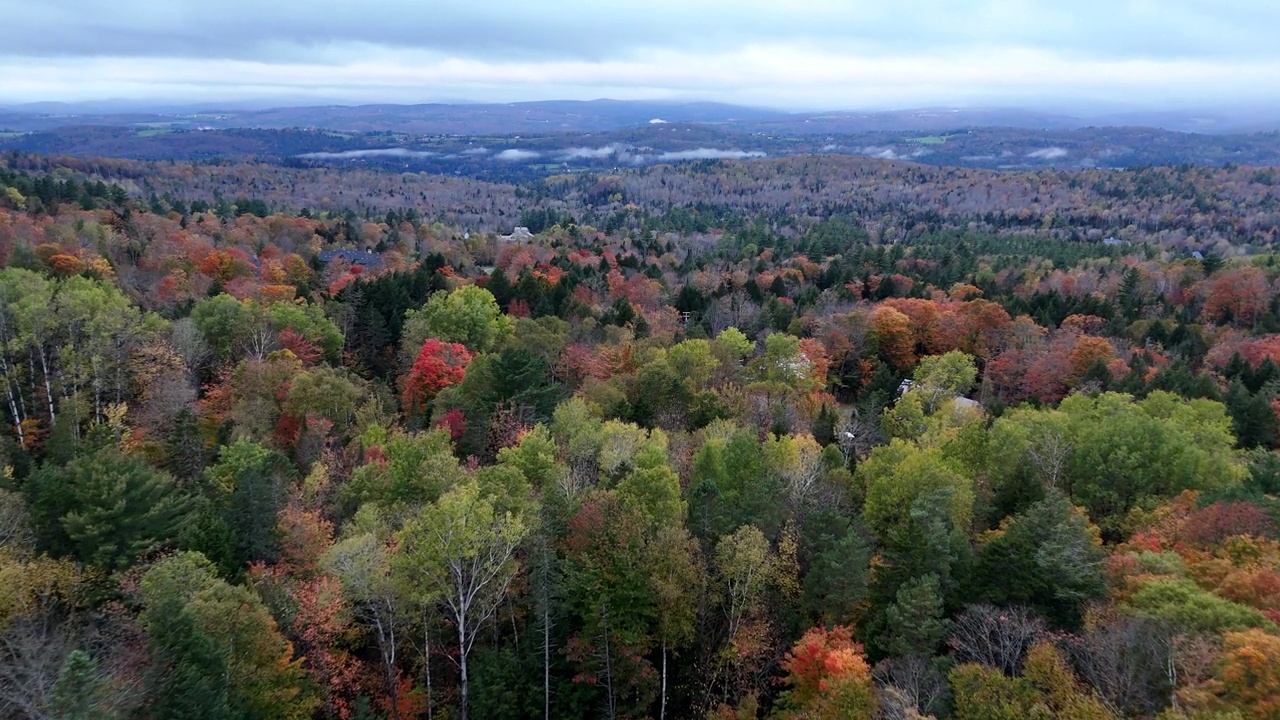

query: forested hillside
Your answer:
[11,152,1280,252]
[2,154,1280,720]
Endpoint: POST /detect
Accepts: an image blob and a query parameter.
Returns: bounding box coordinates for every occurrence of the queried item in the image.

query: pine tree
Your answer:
[48,650,118,720]
[882,574,948,658]
[28,447,192,573]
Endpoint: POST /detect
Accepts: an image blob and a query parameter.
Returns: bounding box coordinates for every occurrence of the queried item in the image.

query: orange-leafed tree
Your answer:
[47,253,84,277]
[199,248,253,283]
[1068,335,1115,379]
[883,298,939,352]
[1202,266,1270,327]
[1060,314,1108,335]
[775,625,878,720]
[252,505,369,720]
[870,305,916,371]
[1206,628,1280,718]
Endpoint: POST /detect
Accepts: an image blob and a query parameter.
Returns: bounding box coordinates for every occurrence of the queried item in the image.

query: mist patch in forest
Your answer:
[298,148,437,160]
[640,148,766,162]
[493,149,542,161]
[559,145,621,160]
[1028,147,1070,160]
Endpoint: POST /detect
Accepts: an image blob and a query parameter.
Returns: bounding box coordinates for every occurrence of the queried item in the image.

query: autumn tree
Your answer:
[1203,628,1280,718]
[561,491,659,719]
[324,526,411,718]
[395,477,530,720]
[1202,266,1269,327]
[774,625,877,720]
[400,339,473,417]
[401,285,513,360]
[140,552,316,720]
[870,306,916,371]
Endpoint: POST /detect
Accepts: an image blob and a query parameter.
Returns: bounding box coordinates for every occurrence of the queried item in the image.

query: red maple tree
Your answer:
[400,339,473,416]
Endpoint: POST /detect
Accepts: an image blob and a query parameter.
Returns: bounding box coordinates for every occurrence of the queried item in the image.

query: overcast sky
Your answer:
[1,0,1278,111]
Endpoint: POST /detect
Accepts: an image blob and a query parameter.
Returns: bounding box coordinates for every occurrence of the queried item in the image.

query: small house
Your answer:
[317,249,384,270]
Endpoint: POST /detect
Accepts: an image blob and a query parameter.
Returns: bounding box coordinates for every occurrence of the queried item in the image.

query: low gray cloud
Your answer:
[493,149,541,161]
[863,146,900,160]
[859,145,935,161]
[297,148,436,159]
[650,149,766,161]
[1027,147,1069,159]
[559,145,620,160]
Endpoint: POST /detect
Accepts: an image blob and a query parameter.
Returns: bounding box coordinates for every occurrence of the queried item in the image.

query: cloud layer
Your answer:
[493,149,541,161]
[1,1,1278,110]
[298,148,436,159]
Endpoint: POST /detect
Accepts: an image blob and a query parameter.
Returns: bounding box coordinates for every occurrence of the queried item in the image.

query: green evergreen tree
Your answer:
[882,573,949,658]
[163,408,208,485]
[48,650,119,720]
[800,516,871,628]
[27,447,192,572]
[973,492,1106,628]
[1225,381,1279,449]
[207,440,292,567]
[144,591,238,720]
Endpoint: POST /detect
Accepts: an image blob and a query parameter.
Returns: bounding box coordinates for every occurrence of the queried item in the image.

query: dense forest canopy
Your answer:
[8,151,1280,252]
[2,151,1280,720]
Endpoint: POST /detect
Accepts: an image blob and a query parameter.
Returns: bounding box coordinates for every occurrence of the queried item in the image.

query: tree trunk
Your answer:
[0,354,24,446]
[36,347,55,424]
[458,614,469,720]
[660,641,668,720]
[601,605,616,720]
[374,613,400,720]
[424,619,433,720]
[92,355,102,423]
